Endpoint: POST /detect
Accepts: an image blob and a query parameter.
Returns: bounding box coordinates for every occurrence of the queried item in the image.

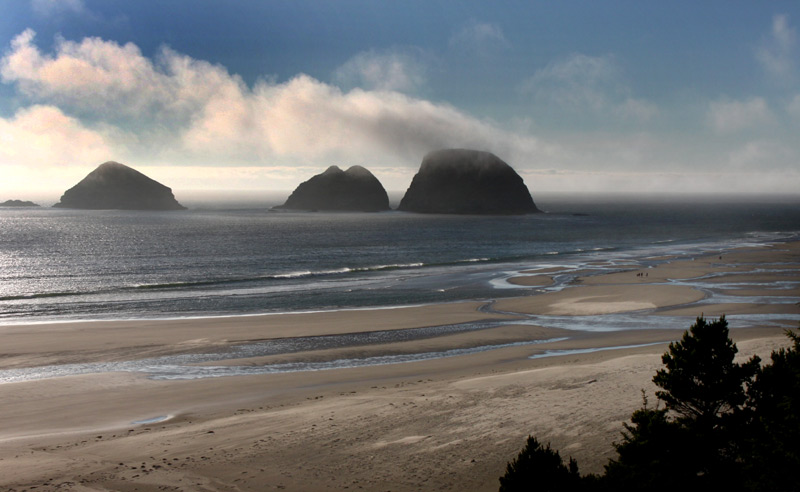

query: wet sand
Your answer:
[0,241,797,491]
[493,284,706,315]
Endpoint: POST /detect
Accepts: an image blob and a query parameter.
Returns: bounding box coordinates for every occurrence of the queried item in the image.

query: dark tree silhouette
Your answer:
[633,316,759,486]
[741,329,800,492]
[499,319,799,492]
[653,315,760,427]
[498,436,584,492]
[604,393,699,491]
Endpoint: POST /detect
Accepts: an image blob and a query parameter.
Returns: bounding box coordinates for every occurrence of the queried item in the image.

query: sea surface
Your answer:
[1,194,799,325]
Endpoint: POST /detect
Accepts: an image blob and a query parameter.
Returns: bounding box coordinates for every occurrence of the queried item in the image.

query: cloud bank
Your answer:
[0,104,111,165]
[0,29,545,174]
[1,17,798,195]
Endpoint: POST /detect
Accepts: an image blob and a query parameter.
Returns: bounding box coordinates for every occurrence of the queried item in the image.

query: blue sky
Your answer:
[1,0,799,196]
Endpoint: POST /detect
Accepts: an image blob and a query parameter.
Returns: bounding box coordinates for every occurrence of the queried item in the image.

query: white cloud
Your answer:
[707,97,773,134]
[449,20,509,56]
[757,14,797,83]
[1,29,241,127]
[520,53,656,121]
[0,104,112,167]
[181,74,551,168]
[332,49,430,93]
[3,30,798,196]
[0,30,550,174]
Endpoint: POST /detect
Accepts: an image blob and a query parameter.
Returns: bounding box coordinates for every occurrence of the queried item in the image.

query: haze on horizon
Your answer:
[1,1,800,199]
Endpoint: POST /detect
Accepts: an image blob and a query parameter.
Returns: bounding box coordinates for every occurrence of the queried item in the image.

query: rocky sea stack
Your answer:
[54,162,186,211]
[1,200,39,207]
[276,165,390,212]
[398,149,540,215]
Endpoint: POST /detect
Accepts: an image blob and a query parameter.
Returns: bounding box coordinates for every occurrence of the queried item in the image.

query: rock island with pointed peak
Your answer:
[275,165,390,212]
[398,149,540,215]
[54,161,186,211]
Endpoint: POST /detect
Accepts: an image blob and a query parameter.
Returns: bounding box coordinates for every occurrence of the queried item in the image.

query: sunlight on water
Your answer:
[0,201,797,322]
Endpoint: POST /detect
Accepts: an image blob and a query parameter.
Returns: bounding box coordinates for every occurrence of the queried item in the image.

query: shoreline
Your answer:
[1,232,797,328]
[0,240,797,491]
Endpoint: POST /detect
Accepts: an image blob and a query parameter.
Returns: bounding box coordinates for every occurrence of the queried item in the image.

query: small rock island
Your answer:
[398,149,540,215]
[53,161,186,211]
[1,200,40,207]
[275,165,390,212]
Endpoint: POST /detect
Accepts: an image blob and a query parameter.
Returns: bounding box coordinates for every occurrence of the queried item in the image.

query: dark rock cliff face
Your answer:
[398,149,540,215]
[53,162,186,210]
[0,200,39,207]
[276,165,390,212]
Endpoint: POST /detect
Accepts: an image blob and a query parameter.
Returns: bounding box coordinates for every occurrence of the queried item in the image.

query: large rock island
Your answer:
[398,149,540,214]
[275,165,390,212]
[54,162,186,211]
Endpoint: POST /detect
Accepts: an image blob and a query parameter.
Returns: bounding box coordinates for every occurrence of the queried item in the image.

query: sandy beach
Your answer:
[0,242,797,491]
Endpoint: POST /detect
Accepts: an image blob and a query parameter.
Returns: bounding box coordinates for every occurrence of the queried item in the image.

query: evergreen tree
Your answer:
[498,436,584,492]
[604,394,698,491]
[498,318,800,491]
[653,315,760,427]
[607,316,759,488]
[741,329,800,491]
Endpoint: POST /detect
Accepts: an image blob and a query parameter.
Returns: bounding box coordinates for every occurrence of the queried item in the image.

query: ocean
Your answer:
[1,193,799,325]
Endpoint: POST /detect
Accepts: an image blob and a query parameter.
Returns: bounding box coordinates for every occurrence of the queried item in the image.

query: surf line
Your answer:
[528,341,667,360]
[143,337,572,380]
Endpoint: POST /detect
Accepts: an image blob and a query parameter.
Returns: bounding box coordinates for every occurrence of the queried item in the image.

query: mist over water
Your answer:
[0,194,798,323]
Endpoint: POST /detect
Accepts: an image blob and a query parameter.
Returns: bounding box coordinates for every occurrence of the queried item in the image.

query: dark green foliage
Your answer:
[498,436,583,492]
[646,316,760,485]
[741,330,800,492]
[499,317,800,492]
[604,395,699,491]
[653,316,760,427]
[602,317,761,489]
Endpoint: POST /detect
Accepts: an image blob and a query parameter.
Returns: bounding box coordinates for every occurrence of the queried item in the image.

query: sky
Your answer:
[1,0,800,198]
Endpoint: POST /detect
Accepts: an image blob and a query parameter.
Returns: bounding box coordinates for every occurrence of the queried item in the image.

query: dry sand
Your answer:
[0,242,797,491]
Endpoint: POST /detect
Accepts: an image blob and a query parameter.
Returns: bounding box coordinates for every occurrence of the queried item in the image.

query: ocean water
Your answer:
[1,194,799,324]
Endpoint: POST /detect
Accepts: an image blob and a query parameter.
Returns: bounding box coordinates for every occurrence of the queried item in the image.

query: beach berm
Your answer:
[0,242,796,491]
